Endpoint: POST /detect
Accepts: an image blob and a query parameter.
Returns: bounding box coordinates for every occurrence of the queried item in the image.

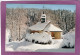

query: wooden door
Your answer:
[51,32,54,37]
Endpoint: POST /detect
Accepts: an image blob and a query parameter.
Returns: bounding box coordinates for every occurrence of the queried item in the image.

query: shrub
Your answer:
[35,41,38,43]
[32,39,35,43]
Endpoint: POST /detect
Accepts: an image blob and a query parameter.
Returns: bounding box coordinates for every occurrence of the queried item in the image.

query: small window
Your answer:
[42,16,45,17]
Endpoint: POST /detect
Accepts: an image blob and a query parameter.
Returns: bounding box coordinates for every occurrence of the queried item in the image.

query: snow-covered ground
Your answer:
[5,29,75,52]
[5,39,74,52]
[5,39,63,52]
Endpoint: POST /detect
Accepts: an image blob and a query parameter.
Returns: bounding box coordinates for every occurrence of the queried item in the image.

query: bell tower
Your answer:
[41,12,46,23]
[41,6,46,23]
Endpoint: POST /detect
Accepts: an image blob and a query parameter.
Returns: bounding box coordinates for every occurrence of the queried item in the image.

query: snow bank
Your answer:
[5,39,58,52]
[5,45,14,51]
[25,32,52,44]
[61,29,75,48]
[52,39,63,49]
[5,39,75,52]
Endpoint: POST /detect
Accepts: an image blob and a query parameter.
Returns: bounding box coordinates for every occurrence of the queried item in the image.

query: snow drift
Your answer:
[5,39,63,52]
[61,29,75,48]
[25,32,52,44]
[5,30,75,52]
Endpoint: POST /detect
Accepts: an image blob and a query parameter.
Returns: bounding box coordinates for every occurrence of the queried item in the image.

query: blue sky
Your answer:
[6,4,76,12]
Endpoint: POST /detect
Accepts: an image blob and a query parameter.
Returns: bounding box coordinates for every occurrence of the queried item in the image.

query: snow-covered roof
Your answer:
[43,24,63,32]
[29,21,50,31]
[29,21,63,32]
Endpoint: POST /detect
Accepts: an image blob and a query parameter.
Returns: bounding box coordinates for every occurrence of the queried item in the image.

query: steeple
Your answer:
[43,6,44,14]
[43,11,44,14]
[41,6,46,23]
